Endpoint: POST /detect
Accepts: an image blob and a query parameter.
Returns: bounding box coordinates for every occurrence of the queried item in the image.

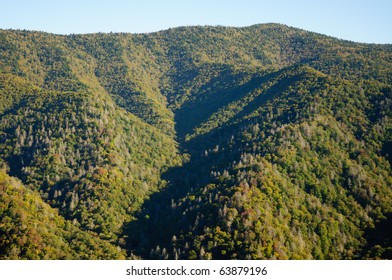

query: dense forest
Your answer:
[0,24,391,259]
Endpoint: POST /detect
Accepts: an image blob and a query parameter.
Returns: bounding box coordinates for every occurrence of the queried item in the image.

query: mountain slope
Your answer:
[125,66,392,259]
[0,72,181,255]
[0,169,124,259]
[0,24,391,259]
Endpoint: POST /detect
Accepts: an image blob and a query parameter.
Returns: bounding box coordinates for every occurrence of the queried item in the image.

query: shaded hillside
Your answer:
[125,66,392,259]
[0,24,391,259]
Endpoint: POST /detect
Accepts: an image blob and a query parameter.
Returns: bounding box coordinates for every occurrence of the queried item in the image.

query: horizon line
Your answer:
[1,23,390,45]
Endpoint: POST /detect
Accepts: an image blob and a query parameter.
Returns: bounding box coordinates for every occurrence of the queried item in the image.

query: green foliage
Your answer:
[0,24,391,259]
[0,169,124,259]
[0,83,181,244]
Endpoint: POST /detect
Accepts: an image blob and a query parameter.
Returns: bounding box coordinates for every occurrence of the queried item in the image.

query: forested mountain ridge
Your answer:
[0,23,391,259]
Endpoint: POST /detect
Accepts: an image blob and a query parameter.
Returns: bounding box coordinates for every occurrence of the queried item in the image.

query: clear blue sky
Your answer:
[1,0,391,43]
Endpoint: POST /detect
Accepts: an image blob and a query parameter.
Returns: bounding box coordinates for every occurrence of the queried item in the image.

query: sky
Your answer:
[0,0,391,44]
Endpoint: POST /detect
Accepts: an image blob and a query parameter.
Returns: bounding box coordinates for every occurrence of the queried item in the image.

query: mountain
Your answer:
[0,23,391,259]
